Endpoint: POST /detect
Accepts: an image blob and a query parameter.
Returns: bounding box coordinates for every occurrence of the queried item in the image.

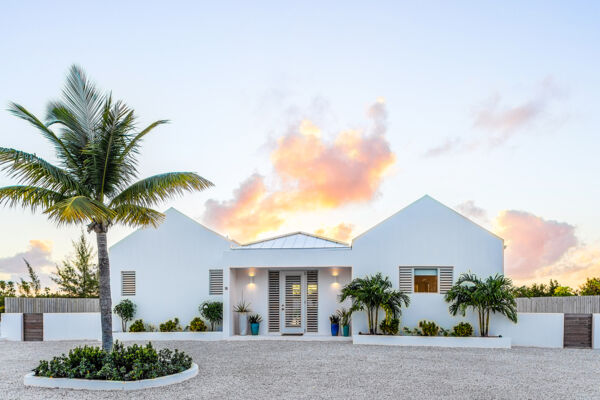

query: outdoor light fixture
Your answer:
[250,275,255,284]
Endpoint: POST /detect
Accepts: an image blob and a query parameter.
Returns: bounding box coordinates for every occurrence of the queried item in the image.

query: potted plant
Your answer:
[200,301,223,331]
[248,314,262,335]
[330,313,340,336]
[233,300,252,336]
[337,308,352,337]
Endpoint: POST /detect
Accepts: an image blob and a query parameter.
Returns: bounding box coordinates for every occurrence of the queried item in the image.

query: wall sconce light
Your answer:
[250,275,255,284]
[249,270,255,285]
[334,275,339,284]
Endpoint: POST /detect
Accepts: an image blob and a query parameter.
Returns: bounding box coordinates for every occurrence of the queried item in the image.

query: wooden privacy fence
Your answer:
[5,297,99,313]
[516,296,600,313]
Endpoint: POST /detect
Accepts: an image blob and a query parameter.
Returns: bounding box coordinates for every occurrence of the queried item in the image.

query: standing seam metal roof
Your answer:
[233,232,349,249]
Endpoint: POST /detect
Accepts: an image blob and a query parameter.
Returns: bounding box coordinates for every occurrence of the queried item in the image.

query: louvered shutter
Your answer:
[209,269,223,295]
[121,271,136,296]
[439,267,454,294]
[268,271,280,332]
[398,267,413,293]
[306,270,318,333]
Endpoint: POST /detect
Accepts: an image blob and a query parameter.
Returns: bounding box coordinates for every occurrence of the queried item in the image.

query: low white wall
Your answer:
[114,332,223,341]
[0,313,23,340]
[593,314,600,349]
[44,313,101,341]
[490,312,564,348]
[353,334,511,349]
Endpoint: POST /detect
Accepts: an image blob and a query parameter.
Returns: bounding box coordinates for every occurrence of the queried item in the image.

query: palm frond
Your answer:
[112,204,165,228]
[110,172,214,207]
[119,119,169,163]
[44,196,115,225]
[0,186,66,211]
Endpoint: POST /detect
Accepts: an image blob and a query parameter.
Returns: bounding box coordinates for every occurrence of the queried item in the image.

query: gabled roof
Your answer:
[233,232,350,249]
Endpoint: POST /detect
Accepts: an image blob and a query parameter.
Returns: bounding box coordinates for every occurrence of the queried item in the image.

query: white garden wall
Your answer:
[593,314,600,349]
[0,313,23,340]
[490,313,564,348]
[43,313,101,341]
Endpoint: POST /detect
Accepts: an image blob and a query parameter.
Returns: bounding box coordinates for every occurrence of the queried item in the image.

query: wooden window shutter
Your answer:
[306,270,318,333]
[268,271,280,332]
[209,269,224,295]
[121,271,136,296]
[398,267,413,293]
[439,267,454,294]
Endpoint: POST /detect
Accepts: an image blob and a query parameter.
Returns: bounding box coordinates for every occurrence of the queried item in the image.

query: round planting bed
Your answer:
[23,363,198,391]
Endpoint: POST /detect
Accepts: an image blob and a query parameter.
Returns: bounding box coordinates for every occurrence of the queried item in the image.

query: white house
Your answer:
[109,195,505,336]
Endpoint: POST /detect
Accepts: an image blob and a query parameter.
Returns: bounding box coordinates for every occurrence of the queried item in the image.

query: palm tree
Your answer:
[0,65,213,351]
[340,272,410,334]
[444,272,517,336]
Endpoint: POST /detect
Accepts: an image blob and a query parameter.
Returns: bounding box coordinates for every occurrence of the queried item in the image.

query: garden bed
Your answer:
[353,334,511,348]
[113,331,223,341]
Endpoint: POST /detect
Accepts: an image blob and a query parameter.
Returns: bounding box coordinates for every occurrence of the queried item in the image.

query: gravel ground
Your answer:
[0,340,598,399]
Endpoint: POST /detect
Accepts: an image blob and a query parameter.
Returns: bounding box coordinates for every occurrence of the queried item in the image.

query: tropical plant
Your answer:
[418,320,440,336]
[129,319,146,332]
[337,307,352,327]
[553,286,575,297]
[0,280,16,314]
[18,259,43,296]
[512,279,561,298]
[113,299,136,332]
[52,231,99,297]
[159,318,182,332]
[452,322,473,337]
[579,277,600,296]
[33,341,192,381]
[200,301,223,330]
[0,66,213,350]
[329,313,340,324]
[233,300,251,313]
[340,272,410,334]
[188,317,207,332]
[379,317,400,335]
[445,273,517,337]
[248,314,263,324]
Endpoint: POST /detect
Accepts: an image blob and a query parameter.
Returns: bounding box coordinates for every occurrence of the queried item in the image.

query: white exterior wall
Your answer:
[109,208,232,329]
[0,313,23,340]
[351,195,504,334]
[491,313,564,348]
[593,314,600,349]
[44,313,101,341]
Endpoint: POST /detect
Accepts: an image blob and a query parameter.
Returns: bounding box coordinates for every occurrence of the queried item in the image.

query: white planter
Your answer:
[24,363,198,391]
[353,334,511,349]
[238,313,248,336]
[113,332,223,341]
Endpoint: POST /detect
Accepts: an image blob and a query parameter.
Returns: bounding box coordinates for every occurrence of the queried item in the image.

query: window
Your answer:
[121,271,136,296]
[414,269,438,293]
[209,269,223,295]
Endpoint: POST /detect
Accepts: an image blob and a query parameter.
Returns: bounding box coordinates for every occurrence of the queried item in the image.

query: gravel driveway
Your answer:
[0,340,598,399]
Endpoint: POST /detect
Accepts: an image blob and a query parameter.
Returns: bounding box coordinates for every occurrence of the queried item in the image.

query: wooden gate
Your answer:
[563,313,592,348]
[23,313,43,341]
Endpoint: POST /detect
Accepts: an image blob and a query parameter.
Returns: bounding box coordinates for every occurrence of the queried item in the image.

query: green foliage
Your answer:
[452,322,474,337]
[129,319,146,332]
[160,318,182,332]
[33,341,192,381]
[340,272,410,334]
[329,313,340,324]
[233,300,251,313]
[0,280,16,313]
[113,299,136,332]
[188,317,207,332]
[579,277,600,296]
[553,286,575,296]
[513,279,561,298]
[248,314,263,324]
[200,301,223,330]
[418,320,440,336]
[337,307,352,326]
[52,231,99,297]
[445,273,517,337]
[379,318,400,335]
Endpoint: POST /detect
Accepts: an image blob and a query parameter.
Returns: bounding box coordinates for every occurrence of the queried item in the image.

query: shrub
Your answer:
[452,322,473,337]
[129,319,146,332]
[200,301,223,330]
[159,318,182,332]
[337,308,352,327]
[188,317,207,332]
[418,320,440,336]
[248,314,262,324]
[379,318,400,335]
[113,299,136,332]
[33,341,192,381]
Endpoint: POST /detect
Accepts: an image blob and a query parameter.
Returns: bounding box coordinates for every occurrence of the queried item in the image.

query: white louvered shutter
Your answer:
[306,270,318,333]
[121,271,136,296]
[209,269,223,295]
[398,267,413,293]
[268,271,280,332]
[439,267,454,294]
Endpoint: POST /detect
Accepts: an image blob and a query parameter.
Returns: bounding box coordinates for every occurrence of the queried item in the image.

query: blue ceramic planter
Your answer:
[331,323,339,336]
[251,322,260,335]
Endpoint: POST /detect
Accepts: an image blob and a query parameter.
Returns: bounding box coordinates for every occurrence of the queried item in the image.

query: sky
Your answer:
[0,1,599,289]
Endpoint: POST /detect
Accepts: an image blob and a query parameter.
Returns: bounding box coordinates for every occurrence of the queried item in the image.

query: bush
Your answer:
[159,318,182,332]
[113,299,136,332]
[33,341,192,381]
[129,319,146,332]
[452,322,473,337]
[248,314,263,324]
[188,317,207,332]
[200,301,223,330]
[379,318,400,335]
[418,320,440,336]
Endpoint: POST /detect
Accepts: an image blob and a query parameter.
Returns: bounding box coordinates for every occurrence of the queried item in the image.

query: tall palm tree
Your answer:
[340,272,410,334]
[0,65,213,350]
[444,272,517,336]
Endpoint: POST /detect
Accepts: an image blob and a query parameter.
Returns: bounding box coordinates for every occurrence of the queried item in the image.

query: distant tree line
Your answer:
[513,278,600,298]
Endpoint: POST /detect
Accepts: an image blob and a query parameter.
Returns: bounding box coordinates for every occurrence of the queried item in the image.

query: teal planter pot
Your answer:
[251,323,260,335]
[342,325,350,337]
[331,323,339,336]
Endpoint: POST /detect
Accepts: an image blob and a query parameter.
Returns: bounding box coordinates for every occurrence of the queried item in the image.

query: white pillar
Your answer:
[222,267,232,337]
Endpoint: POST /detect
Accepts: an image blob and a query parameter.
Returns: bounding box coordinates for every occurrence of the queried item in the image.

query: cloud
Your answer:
[455,200,489,225]
[203,99,395,242]
[0,240,54,281]
[495,210,578,279]
[315,223,355,243]
[422,138,463,158]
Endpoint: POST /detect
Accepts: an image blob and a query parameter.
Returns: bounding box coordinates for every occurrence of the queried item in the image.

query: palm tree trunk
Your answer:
[95,229,113,352]
[485,310,490,337]
[374,307,379,334]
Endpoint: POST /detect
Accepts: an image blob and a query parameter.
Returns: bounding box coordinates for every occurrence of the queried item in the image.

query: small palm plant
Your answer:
[445,272,517,337]
[0,66,213,350]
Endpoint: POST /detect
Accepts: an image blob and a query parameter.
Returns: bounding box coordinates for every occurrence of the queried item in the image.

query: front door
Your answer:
[280,271,306,334]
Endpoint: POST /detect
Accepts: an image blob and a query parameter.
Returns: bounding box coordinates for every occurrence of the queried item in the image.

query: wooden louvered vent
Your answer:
[121,271,136,296]
[209,269,223,295]
[398,267,413,293]
[268,271,280,332]
[439,267,454,294]
[306,270,318,333]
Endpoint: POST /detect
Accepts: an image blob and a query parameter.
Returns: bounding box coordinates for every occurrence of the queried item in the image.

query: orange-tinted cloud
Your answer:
[315,223,355,243]
[0,239,54,280]
[203,100,395,242]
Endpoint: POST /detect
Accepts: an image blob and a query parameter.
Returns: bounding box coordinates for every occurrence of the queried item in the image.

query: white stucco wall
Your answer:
[0,313,22,340]
[593,314,600,349]
[44,313,101,341]
[109,208,232,329]
[491,312,564,348]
